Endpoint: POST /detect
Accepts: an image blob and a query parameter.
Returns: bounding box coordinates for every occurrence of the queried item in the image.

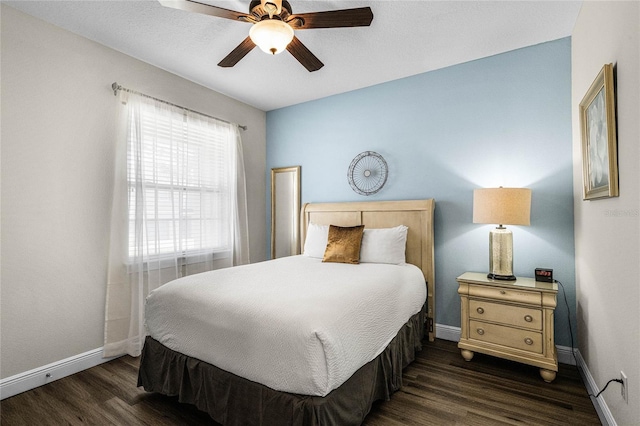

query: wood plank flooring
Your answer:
[1,339,600,425]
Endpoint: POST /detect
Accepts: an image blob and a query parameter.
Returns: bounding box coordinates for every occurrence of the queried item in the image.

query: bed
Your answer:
[138,199,436,425]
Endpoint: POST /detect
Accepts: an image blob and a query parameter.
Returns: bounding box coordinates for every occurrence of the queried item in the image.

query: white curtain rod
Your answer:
[111,82,247,131]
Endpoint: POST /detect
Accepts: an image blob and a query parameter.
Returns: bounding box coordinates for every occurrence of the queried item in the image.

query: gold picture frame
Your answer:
[579,63,618,200]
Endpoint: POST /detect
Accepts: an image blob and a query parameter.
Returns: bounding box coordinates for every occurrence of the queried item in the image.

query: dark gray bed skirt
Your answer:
[137,305,425,426]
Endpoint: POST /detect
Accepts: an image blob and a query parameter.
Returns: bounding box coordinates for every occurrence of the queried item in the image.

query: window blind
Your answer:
[127,99,233,259]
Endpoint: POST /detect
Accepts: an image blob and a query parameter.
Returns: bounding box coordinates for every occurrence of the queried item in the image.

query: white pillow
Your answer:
[359,225,408,265]
[303,223,329,258]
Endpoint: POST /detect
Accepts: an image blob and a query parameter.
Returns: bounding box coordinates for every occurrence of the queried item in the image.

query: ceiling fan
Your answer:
[159,0,374,72]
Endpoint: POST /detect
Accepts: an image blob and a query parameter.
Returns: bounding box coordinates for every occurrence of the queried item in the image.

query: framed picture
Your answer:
[579,63,618,200]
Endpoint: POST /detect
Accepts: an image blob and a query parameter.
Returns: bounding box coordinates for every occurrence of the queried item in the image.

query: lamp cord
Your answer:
[556,279,623,399]
[555,280,579,367]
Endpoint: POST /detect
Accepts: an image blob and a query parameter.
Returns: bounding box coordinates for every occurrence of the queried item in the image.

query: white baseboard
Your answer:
[575,349,617,426]
[435,323,462,342]
[556,345,577,366]
[0,348,120,400]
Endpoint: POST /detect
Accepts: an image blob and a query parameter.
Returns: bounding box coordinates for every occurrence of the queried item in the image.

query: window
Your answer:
[104,88,248,357]
[127,99,234,260]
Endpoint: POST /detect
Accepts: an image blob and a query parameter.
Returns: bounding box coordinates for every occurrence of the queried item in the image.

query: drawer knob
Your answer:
[524,337,534,346]
[500,290,506,295]
[524,315,533,322]
[476,307,485,314]
[477,328,485,335]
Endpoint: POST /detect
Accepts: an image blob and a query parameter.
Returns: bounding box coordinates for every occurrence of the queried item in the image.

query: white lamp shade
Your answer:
[473,187,531,226]
[249,19,294,55]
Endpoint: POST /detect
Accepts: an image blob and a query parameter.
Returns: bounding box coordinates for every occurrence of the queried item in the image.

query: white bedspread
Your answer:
[144,255,426,397]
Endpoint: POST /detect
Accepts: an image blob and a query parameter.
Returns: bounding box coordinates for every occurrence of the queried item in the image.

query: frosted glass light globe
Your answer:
[249,19,294,55]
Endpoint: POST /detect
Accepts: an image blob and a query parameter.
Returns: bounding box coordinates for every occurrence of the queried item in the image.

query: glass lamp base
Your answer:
[488,227,516,280]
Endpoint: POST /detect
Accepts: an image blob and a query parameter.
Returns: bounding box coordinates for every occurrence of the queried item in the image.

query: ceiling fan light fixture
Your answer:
[249,19,294,55]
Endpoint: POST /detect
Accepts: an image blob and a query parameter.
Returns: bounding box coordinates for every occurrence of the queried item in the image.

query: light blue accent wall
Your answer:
[266,38,575,346]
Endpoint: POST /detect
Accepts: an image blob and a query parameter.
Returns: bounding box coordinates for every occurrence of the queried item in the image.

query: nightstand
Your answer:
[457,272,558,382]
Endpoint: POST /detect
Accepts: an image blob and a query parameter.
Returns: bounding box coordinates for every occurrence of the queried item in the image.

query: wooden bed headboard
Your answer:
[301,199,436,341]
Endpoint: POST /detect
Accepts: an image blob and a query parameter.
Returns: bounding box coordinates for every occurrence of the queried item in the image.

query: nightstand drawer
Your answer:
[469,300,542,330]
[469,320,543,353]
[469,284,541,305]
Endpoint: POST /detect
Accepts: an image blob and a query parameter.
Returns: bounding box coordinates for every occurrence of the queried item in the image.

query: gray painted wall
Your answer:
[1,5,267,379]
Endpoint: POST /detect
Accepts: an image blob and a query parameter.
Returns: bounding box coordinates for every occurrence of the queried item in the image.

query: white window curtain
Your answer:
[104,91,249,358]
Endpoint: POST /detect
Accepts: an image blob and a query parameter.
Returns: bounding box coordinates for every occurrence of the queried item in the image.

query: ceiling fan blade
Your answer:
[287,7,373,29]
[158,0,252,22]
[286,36,324,72]
[218,37,256,68]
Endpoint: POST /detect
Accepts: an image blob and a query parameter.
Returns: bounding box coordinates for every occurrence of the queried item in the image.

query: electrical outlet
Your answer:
[621,371,628,404]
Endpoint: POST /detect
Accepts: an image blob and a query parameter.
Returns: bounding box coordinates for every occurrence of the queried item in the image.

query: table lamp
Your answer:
[473,187,531,280]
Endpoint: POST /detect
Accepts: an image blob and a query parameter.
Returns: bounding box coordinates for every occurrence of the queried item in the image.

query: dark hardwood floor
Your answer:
[1,339,600,425]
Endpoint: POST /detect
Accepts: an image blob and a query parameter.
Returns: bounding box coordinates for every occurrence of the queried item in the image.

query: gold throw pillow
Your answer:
[322,225,365,264]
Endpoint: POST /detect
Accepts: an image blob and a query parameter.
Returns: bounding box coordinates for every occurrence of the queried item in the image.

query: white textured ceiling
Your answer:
[5,0,582,111]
